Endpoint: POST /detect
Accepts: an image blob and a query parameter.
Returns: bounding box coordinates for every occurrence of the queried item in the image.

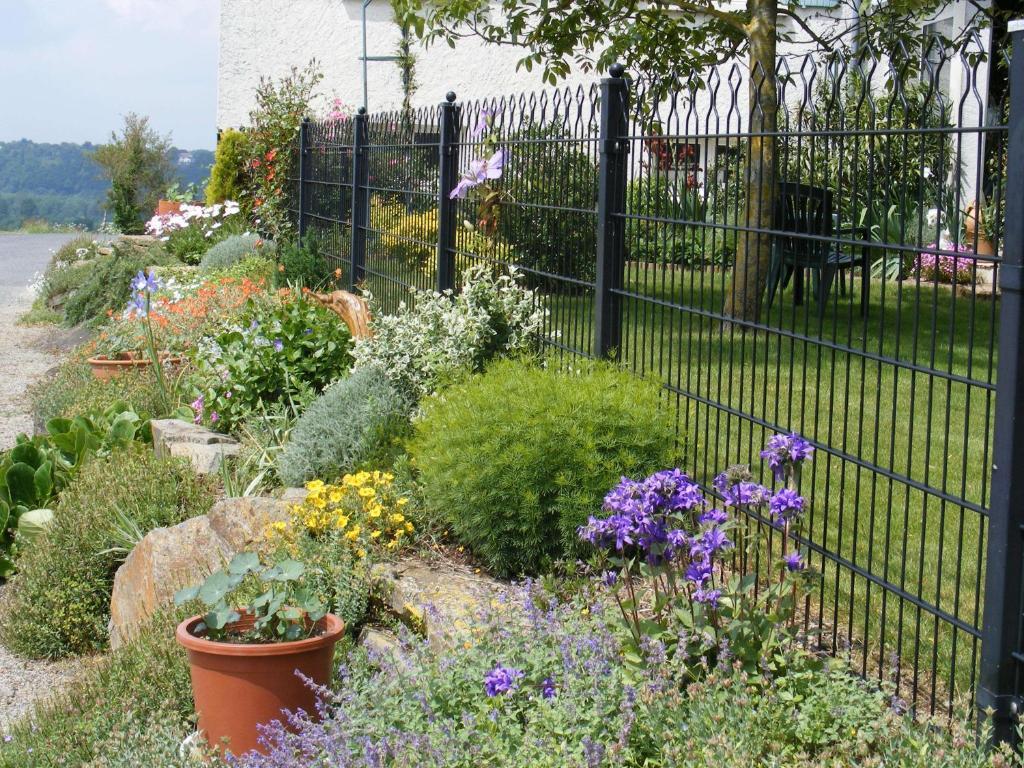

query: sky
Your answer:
[0,0,218,150]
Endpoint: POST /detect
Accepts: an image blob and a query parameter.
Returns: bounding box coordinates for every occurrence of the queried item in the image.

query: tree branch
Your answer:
[776,6,835,50]
[660,0,747,33]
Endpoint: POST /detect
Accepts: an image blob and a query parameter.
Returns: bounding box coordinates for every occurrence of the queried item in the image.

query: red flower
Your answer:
[266,148,278,162]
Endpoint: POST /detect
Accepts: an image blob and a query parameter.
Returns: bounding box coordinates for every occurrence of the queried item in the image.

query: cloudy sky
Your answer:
[0,0,218,150]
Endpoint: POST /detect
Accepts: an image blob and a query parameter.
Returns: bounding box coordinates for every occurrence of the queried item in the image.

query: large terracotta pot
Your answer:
[176,612,345,756]
[86,353,183,381]
[157,199,184,216]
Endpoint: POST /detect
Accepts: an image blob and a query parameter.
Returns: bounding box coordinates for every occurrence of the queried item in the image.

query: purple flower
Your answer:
[698,508,728,525]
[769,488,805,526]
[719,480,770,508]
[191,395,205,424]
[130,270,162,294]
[697,526,731,557]
[601,570,618,588]
[761,433,814,480]
[541,676,556,699]
[784,551,806,572]
[685,558,713,586]
[449,149,506,200]
[484,665,523,697]
[127,291,148,318]
[273,339,284,353]
[471,107,494,139]
[693,587,722,607]
[210,411,220,424]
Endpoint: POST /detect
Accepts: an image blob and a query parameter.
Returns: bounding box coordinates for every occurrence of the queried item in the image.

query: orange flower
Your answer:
[266,148,278,162]
[334,268,342,279]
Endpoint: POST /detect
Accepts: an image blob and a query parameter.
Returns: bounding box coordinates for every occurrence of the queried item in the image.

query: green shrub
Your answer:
[0,447,214,658]
[200,233,275,271]
[0,610,200,767]
[277,366,412,487]
[275,235,330,289]
[409,359,679,576]
[205,128,251,204]
[62,240,177,326]
[190,291,353,432]
[29,357,170,427]
[626,176,708,266]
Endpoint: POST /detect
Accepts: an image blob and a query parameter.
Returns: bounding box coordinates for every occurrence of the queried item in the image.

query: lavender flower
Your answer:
[769,488,805,526]
[273,339,284,352]
[484,664,523,696]
[692,587,722,607]
[130,270,162,294]
[783,551,806,572]
[761,432,814,480]
[698,507,728,525]
[541,676,556,699]
[685,558,713,586]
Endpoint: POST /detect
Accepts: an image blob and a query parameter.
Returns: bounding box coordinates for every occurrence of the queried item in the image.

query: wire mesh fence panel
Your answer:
[301,118,355,283]
[449,86,602,360]
[287,35,1011,720]
[361,105,442,312]
[615,39,1003,717]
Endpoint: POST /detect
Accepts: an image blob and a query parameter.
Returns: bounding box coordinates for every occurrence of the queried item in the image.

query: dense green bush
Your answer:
[499,124,598,287]
[200,233,275,271]
[0,610,200,767]
[277,366,412,487]
[29,357,170,427]
[275,235,330,289]
[409,359,679,576]
[38,236,100,307]
[205,128,251,205]
[625,176,707,266]
[63,241,177,326]
[0,447,214,658]
[190,291,352,431]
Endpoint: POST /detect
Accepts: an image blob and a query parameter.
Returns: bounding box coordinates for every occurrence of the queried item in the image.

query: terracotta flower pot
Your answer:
[87,353,183,381]
[157,199,184,216]
[176,612,345,756]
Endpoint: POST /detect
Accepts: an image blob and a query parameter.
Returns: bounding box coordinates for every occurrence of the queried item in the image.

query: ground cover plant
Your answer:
[146,200,246,265]
[0,447,214,658]
[200,233,274,271]
[410,359,679,576]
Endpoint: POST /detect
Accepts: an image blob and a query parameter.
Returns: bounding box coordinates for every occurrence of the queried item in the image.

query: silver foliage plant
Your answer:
[351,265,547,399]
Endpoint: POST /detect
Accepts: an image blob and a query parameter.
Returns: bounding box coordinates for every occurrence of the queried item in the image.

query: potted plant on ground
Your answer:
[174,552,345,756]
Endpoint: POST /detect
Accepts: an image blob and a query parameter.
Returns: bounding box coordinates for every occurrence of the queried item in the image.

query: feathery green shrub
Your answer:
[204,128,251,205]
[409,359,680,576]
[0,447,214,658]
[277,366,411,487]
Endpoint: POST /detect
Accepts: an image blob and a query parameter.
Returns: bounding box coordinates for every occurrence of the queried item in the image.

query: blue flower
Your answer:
[273,339,284,353]
[541,677,556,699]
[769,488,805,526]
[784,551,806,572]
[130,270,162,295]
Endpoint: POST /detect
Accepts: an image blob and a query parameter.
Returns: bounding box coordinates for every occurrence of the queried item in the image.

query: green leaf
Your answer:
[262,558,304,582]
[33,462,53,501]
[228,551,260,575]
[5,463,38,507]
[198,570,234,605]
[10,443,42,469]
[174,585,201,605]
[17,508,54,545]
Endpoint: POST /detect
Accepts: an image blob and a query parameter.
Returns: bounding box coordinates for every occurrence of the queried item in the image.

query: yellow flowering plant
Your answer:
[269,471,414,559]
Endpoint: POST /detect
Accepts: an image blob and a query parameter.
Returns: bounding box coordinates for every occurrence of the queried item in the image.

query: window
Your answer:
[923,17,954,99]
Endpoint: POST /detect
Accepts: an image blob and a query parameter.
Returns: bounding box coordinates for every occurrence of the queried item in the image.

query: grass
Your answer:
[541,264,996,715]
[18,296,62,326]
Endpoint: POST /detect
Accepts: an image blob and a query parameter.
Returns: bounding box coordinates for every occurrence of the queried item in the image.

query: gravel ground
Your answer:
[0,234,93,730]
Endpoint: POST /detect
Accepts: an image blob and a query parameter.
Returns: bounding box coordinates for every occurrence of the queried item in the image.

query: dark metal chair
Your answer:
[765,182,869,318]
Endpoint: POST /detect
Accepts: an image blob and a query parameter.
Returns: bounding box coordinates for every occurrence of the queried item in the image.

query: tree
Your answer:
[395,0,988,322]
[92,113,172,234]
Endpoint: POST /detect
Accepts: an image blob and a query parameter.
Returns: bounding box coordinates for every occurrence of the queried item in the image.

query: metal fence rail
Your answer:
[289,30,1024,735]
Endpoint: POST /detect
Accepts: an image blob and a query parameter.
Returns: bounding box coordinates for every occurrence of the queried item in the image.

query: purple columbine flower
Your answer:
[784,551,806,572]
[273,339,284,352]
[541,676,556,699]
[484,665,523,697]
[769,488,805,526]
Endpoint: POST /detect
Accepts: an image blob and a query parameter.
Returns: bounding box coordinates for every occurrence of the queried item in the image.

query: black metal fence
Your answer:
[289,30,1024,734]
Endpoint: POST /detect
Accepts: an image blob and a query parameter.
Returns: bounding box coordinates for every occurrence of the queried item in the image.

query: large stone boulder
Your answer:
[109,496,290,649]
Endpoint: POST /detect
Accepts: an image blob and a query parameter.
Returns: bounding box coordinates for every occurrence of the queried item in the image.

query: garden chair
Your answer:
[765,182,869,318]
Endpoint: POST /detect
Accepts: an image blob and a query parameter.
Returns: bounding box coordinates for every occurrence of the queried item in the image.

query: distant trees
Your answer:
[91,113,173,233]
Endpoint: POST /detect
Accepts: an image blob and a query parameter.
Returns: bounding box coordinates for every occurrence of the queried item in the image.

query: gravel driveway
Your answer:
[0,234,93,729]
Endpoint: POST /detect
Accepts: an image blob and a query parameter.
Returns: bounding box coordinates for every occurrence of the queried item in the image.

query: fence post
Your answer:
[297,117,309,241]
[349,107,369,290]
[979,19,1024,747]
[437,91,461,293]
[594,64,629,359]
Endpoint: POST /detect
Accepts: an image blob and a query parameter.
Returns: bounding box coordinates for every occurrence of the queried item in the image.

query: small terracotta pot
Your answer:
[157,199,184,216]
[86,353,183,381]
[176,612,345,756]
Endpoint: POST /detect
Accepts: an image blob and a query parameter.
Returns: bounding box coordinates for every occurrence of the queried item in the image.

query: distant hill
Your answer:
[0,140,214,230]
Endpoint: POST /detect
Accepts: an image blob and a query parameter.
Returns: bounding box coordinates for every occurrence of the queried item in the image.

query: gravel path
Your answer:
[0,234,93,730]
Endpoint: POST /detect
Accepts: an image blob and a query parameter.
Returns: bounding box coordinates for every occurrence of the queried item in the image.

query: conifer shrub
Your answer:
[409,359,680,576]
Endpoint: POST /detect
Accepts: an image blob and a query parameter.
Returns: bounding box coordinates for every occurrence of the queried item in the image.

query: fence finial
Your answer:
[446,91,457,103]
[357,106,367,115]
[609,63,626,78]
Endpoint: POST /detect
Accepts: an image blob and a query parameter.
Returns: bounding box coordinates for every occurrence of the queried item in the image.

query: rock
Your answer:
[370,558,514,651]
[109,516,232,649]
[280,486,308,504]
[109,496,291,648]
[358,626,402,659]
[151,418,237,458]
[207,496,289,552]
[167,440,240,475]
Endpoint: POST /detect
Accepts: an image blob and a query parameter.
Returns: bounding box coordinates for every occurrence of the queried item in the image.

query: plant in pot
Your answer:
[174,551,345,757]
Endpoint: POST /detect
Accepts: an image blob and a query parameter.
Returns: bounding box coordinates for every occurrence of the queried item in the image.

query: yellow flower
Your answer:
[389,513,405,524]
[367,504,383,519]
[405,522,414,533]
[358,487,376,499]
[370,530,382,539]
[306,479,325,493]
[396,497,409,507]
[328,488,344,504]
[334,514,350,530]
[345,525,362,541]
[356,547,367,559]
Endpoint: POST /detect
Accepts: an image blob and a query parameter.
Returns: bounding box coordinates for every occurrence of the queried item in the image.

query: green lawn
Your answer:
[544,264,997,715]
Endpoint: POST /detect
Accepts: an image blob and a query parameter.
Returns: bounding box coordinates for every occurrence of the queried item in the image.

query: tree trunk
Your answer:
[723,0,778,323]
